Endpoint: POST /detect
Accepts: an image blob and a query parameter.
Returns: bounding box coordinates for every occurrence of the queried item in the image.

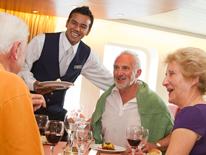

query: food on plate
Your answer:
[102,142,115,150]
[71,146,78,152]
[147,148,162,155]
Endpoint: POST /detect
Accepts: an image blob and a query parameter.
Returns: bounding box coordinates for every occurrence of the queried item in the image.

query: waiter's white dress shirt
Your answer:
[19,32,113,91]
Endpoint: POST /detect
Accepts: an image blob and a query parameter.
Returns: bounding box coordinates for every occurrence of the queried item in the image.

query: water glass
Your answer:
[76,129,93,155]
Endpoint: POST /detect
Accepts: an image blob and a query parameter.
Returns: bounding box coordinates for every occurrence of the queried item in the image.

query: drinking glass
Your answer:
[45,120,64,155]
[64,110,90,154]
[76,119,90,130]
[64,113,78,149]
[139,127,149,150]
[126,126,143,155]
[35,114,49,135]
[76,129,93,155]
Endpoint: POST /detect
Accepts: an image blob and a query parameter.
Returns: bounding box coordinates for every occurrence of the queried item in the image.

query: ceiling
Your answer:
[0,0,181,18]
[1,0,206,38]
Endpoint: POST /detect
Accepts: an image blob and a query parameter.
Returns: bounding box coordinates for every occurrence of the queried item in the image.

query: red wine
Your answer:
[39,128,45,135]
[127,139,141,147]
[45,132,62,145]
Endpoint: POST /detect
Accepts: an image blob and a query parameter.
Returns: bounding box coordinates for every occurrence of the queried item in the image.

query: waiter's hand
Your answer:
[34,80,55,95]
[31,93,46,111]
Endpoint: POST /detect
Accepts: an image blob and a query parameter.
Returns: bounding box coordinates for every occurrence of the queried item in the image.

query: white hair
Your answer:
[0,13,29,53]
[115,50,142,86]
[117,50,141,69]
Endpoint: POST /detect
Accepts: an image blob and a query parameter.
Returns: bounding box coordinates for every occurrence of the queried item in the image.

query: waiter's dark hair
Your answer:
[67,6,94,31]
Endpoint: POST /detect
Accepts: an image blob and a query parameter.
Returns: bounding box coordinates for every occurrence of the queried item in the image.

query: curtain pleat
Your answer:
[0,9,57,41]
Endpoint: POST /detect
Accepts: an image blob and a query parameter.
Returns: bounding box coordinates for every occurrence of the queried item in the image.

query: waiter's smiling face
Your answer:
[66,13,91,45]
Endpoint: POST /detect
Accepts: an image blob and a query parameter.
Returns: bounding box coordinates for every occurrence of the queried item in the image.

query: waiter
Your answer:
[19,6,113,121]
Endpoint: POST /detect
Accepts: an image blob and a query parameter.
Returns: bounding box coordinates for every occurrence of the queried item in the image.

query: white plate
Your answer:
[90,144,126,153]
[39,81,74,90]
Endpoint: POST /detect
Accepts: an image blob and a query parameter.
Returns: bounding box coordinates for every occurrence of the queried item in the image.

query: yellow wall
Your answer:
[56,18,206,117]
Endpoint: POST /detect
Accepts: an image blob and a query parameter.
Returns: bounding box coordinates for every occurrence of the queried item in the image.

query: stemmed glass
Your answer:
[45,120,64,155]
[35,114,49,136]
[139,127,149,151]
[76,129,93,155]
[64,109,90,153]
[126,125,143,155]
[64,114,78,151]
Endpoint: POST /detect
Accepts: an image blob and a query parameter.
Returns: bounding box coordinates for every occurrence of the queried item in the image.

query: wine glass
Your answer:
[139,127,149,150]
[126,125,143,155]
[64,113,78,151]
[35,114,49,136]
[76,118,90,130]
[45,120,64,155]
[76,129,93,155]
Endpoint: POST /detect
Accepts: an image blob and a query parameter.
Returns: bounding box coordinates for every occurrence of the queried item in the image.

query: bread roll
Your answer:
[147,148,162,155]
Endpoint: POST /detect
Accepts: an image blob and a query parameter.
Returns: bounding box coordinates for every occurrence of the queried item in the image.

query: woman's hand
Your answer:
[127,146,144,155]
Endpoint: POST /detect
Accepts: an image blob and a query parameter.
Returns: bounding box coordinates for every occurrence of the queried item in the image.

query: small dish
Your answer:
[90,144,126,153]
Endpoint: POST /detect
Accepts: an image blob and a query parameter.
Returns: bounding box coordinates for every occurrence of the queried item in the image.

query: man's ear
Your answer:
[136,69,142,78]
[9,41,21,61]
[86,28,91,36]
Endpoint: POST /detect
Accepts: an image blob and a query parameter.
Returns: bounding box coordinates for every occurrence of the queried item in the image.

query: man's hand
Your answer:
[34,81,55,95]
[31,93,46,111]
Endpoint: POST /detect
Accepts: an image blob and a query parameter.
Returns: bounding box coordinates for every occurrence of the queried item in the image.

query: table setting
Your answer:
[35,113,161,155]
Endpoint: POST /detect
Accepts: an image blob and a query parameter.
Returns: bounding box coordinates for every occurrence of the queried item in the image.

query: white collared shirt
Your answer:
[59,32,78,76]
[19,32,113,90]
[101,87,141,147]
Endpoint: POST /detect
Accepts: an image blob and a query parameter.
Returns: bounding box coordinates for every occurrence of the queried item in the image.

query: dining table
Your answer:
[43,141,65,155]
[43,141,125,155]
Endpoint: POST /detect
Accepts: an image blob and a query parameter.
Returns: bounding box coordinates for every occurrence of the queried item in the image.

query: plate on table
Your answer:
[39,81,74,90]
[90,144,126,153]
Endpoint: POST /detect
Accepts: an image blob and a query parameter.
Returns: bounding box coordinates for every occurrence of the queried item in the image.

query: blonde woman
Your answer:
[163,47,206,155]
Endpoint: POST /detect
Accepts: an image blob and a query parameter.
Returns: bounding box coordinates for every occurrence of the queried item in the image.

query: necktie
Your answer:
[59,46,73,76]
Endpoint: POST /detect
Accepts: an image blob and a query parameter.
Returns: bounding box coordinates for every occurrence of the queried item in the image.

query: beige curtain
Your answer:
[0,9,57,41]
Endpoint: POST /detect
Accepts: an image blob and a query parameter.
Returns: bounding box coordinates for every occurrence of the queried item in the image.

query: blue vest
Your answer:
[32,33,90,120]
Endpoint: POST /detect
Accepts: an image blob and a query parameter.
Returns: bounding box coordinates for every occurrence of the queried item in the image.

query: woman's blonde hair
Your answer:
[165,47,206,94]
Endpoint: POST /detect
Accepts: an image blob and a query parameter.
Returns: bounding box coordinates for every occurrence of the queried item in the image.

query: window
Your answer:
[103,44,158,91]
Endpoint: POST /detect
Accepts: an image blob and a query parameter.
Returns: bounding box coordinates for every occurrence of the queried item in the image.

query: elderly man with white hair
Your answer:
[0,13,44,155]
[92,51,173,154]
